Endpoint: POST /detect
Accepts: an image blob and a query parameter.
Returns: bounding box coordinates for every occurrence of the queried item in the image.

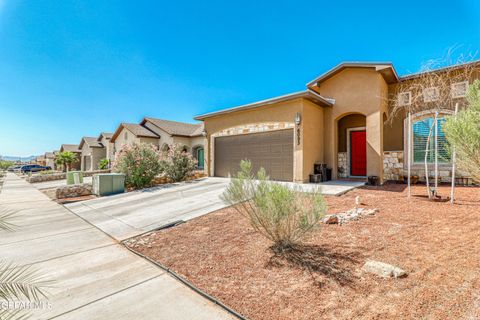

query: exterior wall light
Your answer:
[201,129,207,137]
[295,113,302,125]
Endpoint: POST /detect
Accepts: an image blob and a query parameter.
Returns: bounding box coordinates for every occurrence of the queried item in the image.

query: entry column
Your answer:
[366,111,384,183]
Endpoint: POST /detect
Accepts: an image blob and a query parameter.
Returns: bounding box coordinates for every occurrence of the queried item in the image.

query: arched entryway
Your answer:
[337,113,367,177]
[192,145,205,170]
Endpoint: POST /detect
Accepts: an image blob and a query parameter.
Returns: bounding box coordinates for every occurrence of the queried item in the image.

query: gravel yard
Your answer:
[126,184,480,320]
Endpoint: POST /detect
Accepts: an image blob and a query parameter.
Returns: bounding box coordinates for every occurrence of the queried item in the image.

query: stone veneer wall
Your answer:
[27,169,110,183]
[383,151,404,181]
[383,151,460,183]
[337,152,348,178]
[212,122,295,138]
[56,183,92,199]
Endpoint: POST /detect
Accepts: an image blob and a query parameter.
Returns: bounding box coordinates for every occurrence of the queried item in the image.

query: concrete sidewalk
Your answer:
[0,173,235,320]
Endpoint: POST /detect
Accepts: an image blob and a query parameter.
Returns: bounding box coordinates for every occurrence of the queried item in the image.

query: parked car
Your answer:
[7,165,23,172]
[20,165,51,173]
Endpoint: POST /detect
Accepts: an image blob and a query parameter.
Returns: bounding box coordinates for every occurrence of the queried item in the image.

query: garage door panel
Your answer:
[214,129,293,181]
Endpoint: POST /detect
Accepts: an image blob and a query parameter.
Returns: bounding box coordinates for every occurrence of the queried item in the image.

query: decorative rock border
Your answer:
[28,169,110,183]
[323,207,379,225]
[56,183,92,199]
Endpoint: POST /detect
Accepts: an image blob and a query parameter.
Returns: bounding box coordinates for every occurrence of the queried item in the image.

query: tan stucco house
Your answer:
[36,155,46,166]
[59,144,81,170]
[98,132,114,167]
[44,152,56,169]
[78,137,107,171]
[110,118,205,169]
[195,61,479,183]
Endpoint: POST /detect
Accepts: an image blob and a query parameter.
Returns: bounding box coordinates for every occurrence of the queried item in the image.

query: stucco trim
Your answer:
[346,126,367,178]
[306,62,399,87]
[195,90,332,120]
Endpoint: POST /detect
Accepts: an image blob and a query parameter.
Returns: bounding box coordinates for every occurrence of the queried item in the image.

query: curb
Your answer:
[123,244,248,320]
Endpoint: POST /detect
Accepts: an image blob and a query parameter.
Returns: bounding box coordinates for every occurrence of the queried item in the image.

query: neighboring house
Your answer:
[44,152,56,169]
[97,132,114,167]
[36,155,46,166]
[110,118,205,170]
[59,144,82,171]
[78,137,107,171]
[140,118,205,169]
[195,61,480,183]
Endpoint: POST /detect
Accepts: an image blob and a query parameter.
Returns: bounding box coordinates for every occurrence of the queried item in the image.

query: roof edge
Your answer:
[399,59,480,81]
[306,62,399,87]
[194,90,333,121]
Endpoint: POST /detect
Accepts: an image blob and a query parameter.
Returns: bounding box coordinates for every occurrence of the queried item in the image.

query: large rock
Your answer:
[56,183,93,199]
[322,215,339,224]
[362,260,407,278]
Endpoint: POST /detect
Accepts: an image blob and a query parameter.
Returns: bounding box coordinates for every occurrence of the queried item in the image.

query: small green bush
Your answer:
[162,144,197,182]
[98,158,109,170]
[112,143,164,189]
[221,160,326,251]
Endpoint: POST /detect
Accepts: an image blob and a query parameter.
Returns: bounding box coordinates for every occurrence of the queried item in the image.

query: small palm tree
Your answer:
[0,209,51,320]
[55,151,77,172]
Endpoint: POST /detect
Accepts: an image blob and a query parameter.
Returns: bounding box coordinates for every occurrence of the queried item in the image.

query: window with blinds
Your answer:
[412,117,450,163]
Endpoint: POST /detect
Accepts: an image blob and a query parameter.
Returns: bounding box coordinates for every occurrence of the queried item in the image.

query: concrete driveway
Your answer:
[65,177,363,241]
[65,177,230,241]
[0,173,235,320]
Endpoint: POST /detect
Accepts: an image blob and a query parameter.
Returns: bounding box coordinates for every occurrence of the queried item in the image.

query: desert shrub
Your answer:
[0,160,13,170]
[221,160,326,251]
[444,80,480,183]
[98,158,109,170]
[162,144,197,182]
[112,143,164,189]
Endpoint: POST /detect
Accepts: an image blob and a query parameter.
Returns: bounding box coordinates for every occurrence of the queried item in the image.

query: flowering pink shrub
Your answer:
[162,143,197,182]
[112,143,164,189]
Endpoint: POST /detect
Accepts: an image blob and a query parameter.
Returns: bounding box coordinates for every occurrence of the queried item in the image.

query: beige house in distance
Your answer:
[110,118,205,169]
[195,61,480,183]
[78,137,106,171]
[59,144,81,170]
[44,152,56,169]
[36,155,46,166]
[98,132,114,167]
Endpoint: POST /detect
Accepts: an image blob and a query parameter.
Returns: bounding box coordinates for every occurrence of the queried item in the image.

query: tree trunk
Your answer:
[425,119,435,199]
[407,112,411,198]
[450,103,459,204]
[434,112,439,192]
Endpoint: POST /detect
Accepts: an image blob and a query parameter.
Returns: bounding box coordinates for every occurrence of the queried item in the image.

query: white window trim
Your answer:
[451,81,469,98]
[423,87,439,102]
[403,109,454,168]
[398,91,412,106]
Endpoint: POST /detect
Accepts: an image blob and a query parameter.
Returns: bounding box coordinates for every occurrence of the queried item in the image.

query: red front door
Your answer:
[350,130,366,176]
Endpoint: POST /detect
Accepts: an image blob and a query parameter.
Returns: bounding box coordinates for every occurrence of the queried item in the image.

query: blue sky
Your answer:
[0,0,479,156]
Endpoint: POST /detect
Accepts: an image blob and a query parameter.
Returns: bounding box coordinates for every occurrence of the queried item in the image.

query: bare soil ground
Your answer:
[126,184,480,320]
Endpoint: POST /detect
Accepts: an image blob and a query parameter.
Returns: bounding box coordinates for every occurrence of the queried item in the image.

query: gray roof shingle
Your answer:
[60,144,81,153]
[143,117,204,137]
[79,137,104,149]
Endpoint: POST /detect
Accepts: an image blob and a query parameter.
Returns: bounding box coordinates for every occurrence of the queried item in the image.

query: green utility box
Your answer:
[66,171,84,185]
[92,173,125,196]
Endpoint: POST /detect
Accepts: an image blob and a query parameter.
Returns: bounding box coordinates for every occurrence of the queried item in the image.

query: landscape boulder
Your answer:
[362,260,407,278]
[56,183,92,199]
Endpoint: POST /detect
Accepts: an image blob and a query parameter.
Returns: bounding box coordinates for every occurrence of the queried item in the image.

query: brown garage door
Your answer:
[214,129,293,181]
